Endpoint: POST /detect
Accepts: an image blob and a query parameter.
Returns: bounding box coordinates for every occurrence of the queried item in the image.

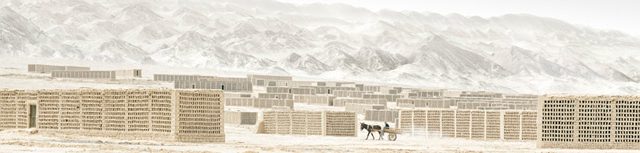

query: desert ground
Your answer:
[2,125,636,153]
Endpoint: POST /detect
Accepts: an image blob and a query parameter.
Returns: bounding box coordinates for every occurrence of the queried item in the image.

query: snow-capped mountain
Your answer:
[1,0,640,94]
[91,39,150,63]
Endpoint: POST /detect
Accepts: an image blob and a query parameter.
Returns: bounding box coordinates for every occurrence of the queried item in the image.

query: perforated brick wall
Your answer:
[427,110,441,137]
[398,108,537,141]
[262,111,356,137]
[521,111,536,140]
[365,109,398,122]
[258,93,293,100]
[174,90,225,143]
[456,110,471,138]
[471,111,485,139]
[503,111,521,140]
[0,90,29,130]
[325,112,357,137]
[266,87,315,95]
[333,98,386,107]
[362,94,403,102]
[225,111,257,125]
[539,96,640,149]
[485,111,501,140]
[413,110,427,135]
[293,95,335,106]
[344,103,385,114]
[333,90,369,98]
[225,97,254,107]
[0,89,224,143]
[441,110,456,137]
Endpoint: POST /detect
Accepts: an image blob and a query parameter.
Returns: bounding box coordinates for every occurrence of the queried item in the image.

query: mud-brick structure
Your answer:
[301,86,356,94]
[156,74,253,92]
[28,64,90,73]
[51,69,142,80]
[361,85,401,94]
[153,74,214,82]
[258,93,293,100]
[405,89,446,98]
[175,77,253,92]
[365,109,399,122]
[502,94,538,110]
[332,90,370,98]
[398,109,536,141]
[248,74,292,87]
[293,95,335,106]
[313,81,356,87]
[0,90,33,129]
[224,92,252,98]
[362,94,404,102]
[397,98,456,108]
[266,86,316,95]
[333,98,387,107]
[0,89,224,143]
[225,97,294,109]
[262,111,357,137]
[112,69,143,79]
[224,111,257,125]
[344,103,385,114]
[538,96,640,149]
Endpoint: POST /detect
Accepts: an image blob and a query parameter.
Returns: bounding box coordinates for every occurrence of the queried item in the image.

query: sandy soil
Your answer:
[0,125,539,153]
[3,125,639,153]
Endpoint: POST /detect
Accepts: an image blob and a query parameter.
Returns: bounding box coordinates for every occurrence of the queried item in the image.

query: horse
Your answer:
[360,122,383,140]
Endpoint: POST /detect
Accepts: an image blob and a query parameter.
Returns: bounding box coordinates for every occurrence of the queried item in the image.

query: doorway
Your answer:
[29,105,36,128]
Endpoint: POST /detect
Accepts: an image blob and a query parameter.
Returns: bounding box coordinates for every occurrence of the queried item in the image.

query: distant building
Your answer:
[51,69,141,80]
[28,64,90,73]
[247,74,292,87]
[405,89,446,98]
[174,77,252,92]
[153,74,214,82]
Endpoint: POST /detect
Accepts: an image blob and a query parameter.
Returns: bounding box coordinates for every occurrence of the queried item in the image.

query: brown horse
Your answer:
[360,122,383,140]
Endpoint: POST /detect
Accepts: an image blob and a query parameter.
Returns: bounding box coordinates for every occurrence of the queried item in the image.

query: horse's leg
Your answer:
[365,131,370,140]
[371,132,375,140]
[379,131,383,140]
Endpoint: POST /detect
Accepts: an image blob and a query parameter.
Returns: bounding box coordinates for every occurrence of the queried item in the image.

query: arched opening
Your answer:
[221,84,225,90]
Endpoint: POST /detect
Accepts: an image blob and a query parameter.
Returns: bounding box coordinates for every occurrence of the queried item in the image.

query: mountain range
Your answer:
[1,0,639,94]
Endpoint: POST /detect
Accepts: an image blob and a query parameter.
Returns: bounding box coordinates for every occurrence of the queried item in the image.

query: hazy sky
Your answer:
[277,0,640,36]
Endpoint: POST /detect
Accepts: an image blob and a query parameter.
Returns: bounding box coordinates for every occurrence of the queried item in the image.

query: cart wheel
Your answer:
[388,133,397,141]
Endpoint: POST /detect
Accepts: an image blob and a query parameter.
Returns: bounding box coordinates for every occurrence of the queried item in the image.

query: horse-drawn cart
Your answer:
[361,122,402,141]
[385,128,402,141]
